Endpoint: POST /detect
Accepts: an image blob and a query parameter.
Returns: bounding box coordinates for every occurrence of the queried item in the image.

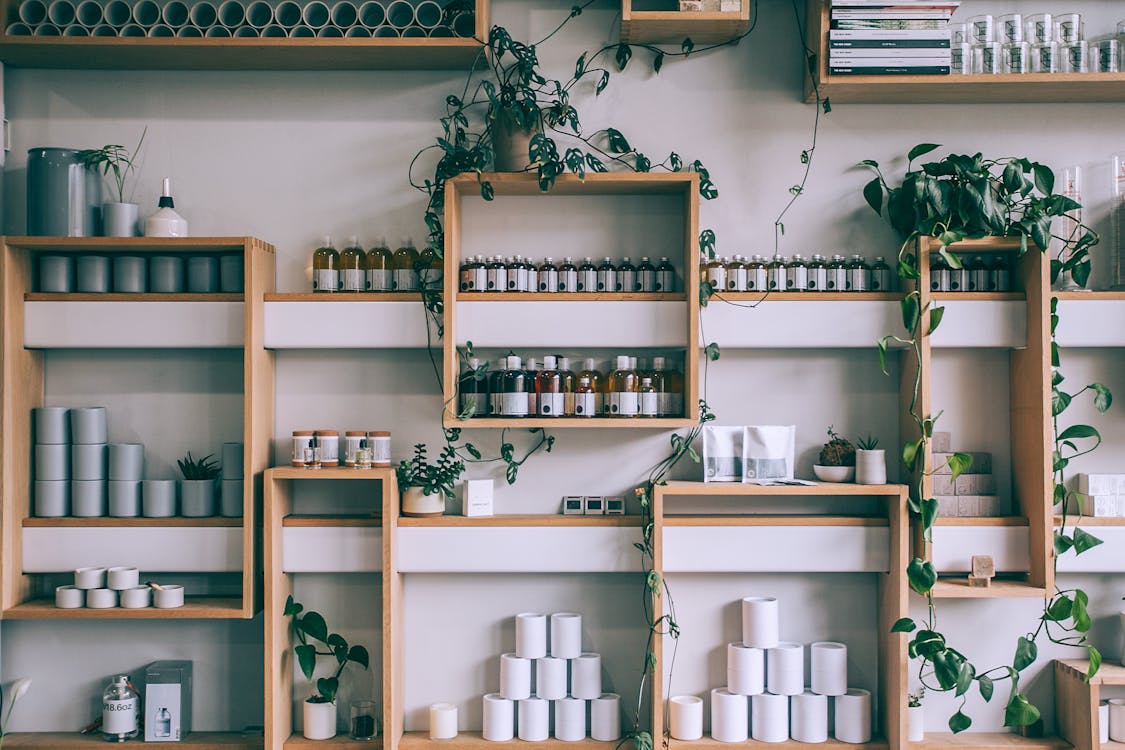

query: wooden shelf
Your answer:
[811,72,1125,104]
[458,292,686,301]
[664,514,888,526]
[4,236,250,253]
[449,171,697,197]
[911,732,1070,749]
[399,733,616,749]
[3,596,246,619]
[283,514,381,527]
[931,292,1025,301]
[934,516,1028,527]
[267,466,395,480]
[397,513,641,527]
[660,738,888,749]
[658,480,908,497]
[285,735,380,748]
[620,3,752,45]
[1058,658,1125,686]
[449,417,694,429]
[1052,290,1125,301]
[24,516,242,527]
[25,292,242,302]
[930,579,1047,599]
[1054,515,1125,526]
[265,292,423,302]
[1,732,263,748]
[715,291,902,302]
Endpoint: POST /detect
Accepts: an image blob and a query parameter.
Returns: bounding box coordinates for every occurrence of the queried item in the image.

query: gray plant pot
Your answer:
[221,441,244,479]
[70,406,107,444]
[35,443,70,481]
[72,479,107,517]
[34,406,70,444]
[108,443,144,480]
[75,256,111,293]
[112,255,147,292]
[103,202,139,238]
[27,147,101,237]
[142,479,177,517]
[219,255,244,293]
[108,480,142,516]
[72,442,107,481]
[221,478,243,517]
[34,480,70,516]
[149,256,185,293]
[180,479,216,517]
[187,256,219,293]
[38,255,74,292]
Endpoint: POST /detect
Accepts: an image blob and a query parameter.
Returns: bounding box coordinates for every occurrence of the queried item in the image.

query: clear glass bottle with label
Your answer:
[501,355,528,417]
[787,254,809,292]
[931,253,950,292]
[637,256,657,292]
[559,257,578,292]
[536,355,564,417]
[313,236,340,293]
[639,377,659,417]
[655,257,676,292]
[808,254,827,292]
[574,374,598,418]
[747,255,767,292]
[538,258,559,292]
[705,255,727,292]
[525,256,538,292]
[649,356,669,416]
[767,254,786,292]
[489,357,508,415]
[578,257,598,292]
[617,256,637,292]
[871,256,892,292]
[516,255,532,292]
[847,254,871,291]
[366,238,393,293]
[102,675,140,743]
[727,255,747,291]
[827,254,847,292]
[459,357,489,417]
[607,355,639,418]
[392,238,420,292]
[420,245,443,291]
[340,236,365,292]
[459,254,486,293]
[486,256,508,292]
[557,356,576,416]
[579,358,604,415]
[523,357,539,415]
[597,257,617,292]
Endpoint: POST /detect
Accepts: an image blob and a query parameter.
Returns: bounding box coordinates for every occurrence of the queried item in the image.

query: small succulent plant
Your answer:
[857,434,880,451]
[177,451,220,480]
[818,427,856,467]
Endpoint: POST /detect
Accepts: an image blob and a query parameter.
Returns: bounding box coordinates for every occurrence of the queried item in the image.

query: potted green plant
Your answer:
[396,443,464,518]
[855,434,886,485]
[177,451,219,517]
[908,689,925,742]
[813,426,855,483]
[78,128,146,238]
[284,595,370,741]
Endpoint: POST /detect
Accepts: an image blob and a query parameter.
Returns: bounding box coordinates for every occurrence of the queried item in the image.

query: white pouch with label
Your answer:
[703,426,743,482]
[742,425,796,482]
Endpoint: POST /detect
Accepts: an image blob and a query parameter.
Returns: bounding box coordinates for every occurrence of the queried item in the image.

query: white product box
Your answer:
[720,0,741,10]
[957,495,980,517]
[583,496,605,515]
[562,496,584,515]
[931,432,952,453]
[1065,493,1122,517]
[932,475,955,496]
[144,660,192,742]
[955,474,996,496]
[460,479,494,517]
[1079,474,1125,496]
[935,496,958,517]
[679,0,704,10]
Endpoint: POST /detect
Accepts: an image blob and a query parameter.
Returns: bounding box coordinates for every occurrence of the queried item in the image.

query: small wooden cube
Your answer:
[971,555,995,579]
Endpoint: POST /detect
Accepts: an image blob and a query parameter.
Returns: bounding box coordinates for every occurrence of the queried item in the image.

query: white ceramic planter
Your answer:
[856,449,888,485]
[908,705,925,742]
[813,464,854,482]
[402,486,445,518]
[103,202,139,237]
[303,699,337,740]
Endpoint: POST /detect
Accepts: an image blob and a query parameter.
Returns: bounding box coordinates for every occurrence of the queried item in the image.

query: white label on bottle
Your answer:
[828,269,846,291]
[597,269,615,292]
[369,269,392,291]
[342,269,365,292]
[658,392,672,416]
[314,269,339,292]
[640,391,659,416]
[472,268,487,291]
[502,392,528,416]
[491,392,503,415]
[526,269,537,292]
[788,267,807,290]
[769,268,785,291]
[487,268,506,291]
[538,270,558,292]
[729,268,748,291]
[103,698,139,734]
[608,391,639,416]
[618,270,637,292]
[810,268,827,291]
[574,392,598,417]
[560,270,578,292]
[578,269,597,292]
[849,269,869,291]
[372,436,391,463]
[752,269,767,291]
[639,270,656,292]
[343,435,363,464]
[538,393,565,416]
[421,268,443,289]
[507,269,519,291]
[317,437,339,463]
[707,267,726,289]
[292,436,312,463]
[655,270,675,292]
[515,268,529,292]
[394,269,418,291]
[459,269,475,292]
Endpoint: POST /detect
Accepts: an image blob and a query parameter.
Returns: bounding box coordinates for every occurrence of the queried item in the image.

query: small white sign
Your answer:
[461,480,494,517]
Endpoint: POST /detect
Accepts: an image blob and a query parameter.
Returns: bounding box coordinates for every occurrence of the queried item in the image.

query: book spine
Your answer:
[830,39,952,47]
[831,11,954,19]
[831,19,947,29]
[830,49,952,58]
[829,28,951,38]
[829,65,951,74]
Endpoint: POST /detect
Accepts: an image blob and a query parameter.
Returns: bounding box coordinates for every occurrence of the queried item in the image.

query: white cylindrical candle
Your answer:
[518,697,549,742]
[742,596,780,649]
[710,688,749,743]
[536,656,567,700]
[551,612,582,659]
[499,653,532,701]
[516,612,547,659]
[669,695,703,741]
[791,690,828,743]
[810,642,848,697]
[591,693,621,742]
[572,653,602,700]
[1110,698,1125,742]
[1100,701,1110,744]
[834,689,872,744]
[554,697,587,741]
[752,692,790,743]
[482,694,514,742]
[428,703,457,740]
[767,642,804,696]
[727,642,765,696]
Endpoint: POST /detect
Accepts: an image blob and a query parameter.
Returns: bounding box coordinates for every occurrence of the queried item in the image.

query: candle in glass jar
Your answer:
[429,703,458,740]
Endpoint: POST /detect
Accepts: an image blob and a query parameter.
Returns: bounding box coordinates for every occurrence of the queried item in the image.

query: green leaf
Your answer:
[296,643,317,682]
[1052,388,1072,416]
[911,629,946,659]
[955,661,976,697]
[938,247,963,269]
[326,633,347,652]
[1013,635,1037,672]
[891,617,916,633]
[681,37,694,55]
[948,452,973,481]
[822,97,832,114]
[949,710,972,734]
[574,51,586,78]
[863,177,883,216]
[920,496,938,530]
[605,128,631,154]
[902,438,923,473]
[933,649,961,689]
[1072,590,1091,632]
[908,143,941,162]
[595,70,610,95]
[1058,424,1100,441]
[901,294,920,332]
[1032,164,1055,195]
[1073,527,1104,555]
[301,611,329,643]
[348,645,370,669]
[506,462,518,484]
[653,51,664,73]
[704,342,721,362]
[284,595,302,617]
[1053,531,1074,557]
[877,335,891,375]
[1088,646,1102,681]
[614,43,632,71]
[466,443,482,460]
[1004,693,1041,728]
[317,676,339,703]
[979,675,995,702]
[1094,384,1113,413]
[930,306,945,334]
[907,557,937,594]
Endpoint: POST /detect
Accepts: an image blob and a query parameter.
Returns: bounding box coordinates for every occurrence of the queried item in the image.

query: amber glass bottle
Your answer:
[392,238,420,292]
[312,236,340,293]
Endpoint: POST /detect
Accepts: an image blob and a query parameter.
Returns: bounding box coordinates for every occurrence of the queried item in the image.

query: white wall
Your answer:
[3,0,1123,735]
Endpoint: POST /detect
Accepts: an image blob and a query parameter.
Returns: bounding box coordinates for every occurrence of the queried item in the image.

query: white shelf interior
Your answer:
[396,526,642,573]
[663,525,890,573]
[23,525,243,573]
[283,526,383,573]
[264,299,436,349]
[25,301,244,348]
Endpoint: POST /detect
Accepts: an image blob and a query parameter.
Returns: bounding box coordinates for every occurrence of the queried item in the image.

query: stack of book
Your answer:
[828,0,961,75]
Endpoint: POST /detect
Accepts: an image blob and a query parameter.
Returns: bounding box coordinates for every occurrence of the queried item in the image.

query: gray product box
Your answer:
[963,452,992,474]
[955,473,997,495]
[931,432,952,453]
[935,496,958,517]
[975,495,1003,516]
[932,475,955,496]
[932,453,953,474]
[957,495,980,517]
[145,660,192,741]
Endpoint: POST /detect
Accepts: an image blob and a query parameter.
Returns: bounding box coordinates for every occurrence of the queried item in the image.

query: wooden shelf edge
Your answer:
[934,516,1029,527]
[24,516,243,527]
[447,417,694,429]
[910,731,1070,749]
[1,731,263,748]
[25,293,243,302]
[397,514,641,527]
[1053,515,1125,526]
[5,236,253,251]
[457,292,687,302]
[1057,658,1125,685]
[713,291,903,302]
[447,171,698,196]
[398,731,617,748]
[808,71,1125,105]
[929,579,1047,599]
[265,292,423,302]
[663,514,888,527]
[283,514,382,527]
[284,733,381,747]
[3,596,247,619]
[1052,290,1125,301]
[658,480,908,497]
[931,292,1026,301]
[267,466,396,480]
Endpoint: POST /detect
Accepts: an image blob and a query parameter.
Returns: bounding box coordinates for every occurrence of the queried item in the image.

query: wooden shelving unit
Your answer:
[25,292,243,302]
[1055,658,1125,750]
[397,513,640,527]
[620,1,752,44]
[665,740,889,750]
[1,732,263,748]
[913,734,1069,749]
[23,516,243,527]
[264,292,423,302]
[715,291,902,302]
[285,735,380,748]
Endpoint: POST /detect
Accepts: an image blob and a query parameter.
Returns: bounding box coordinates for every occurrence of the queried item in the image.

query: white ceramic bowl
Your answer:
[153,585,185,609]
[813,465,855,483]
[106,566,140,590]
[85,588,118,608]
[119,586,152,609]
[74,566,106,589]
[55,584,84,608]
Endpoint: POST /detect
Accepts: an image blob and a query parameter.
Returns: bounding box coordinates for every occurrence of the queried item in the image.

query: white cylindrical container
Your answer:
[35,443,70,481]
[315,430,339,467]
[1110,698,1125,742]
[162,0,188,25]
[428,703,457,740]
[131,0,159,25]
[791,690,828,743]
[572,653,602,700]
[343,26,368,35]
[302,0,330,28]
[34,480,69,517]
[221,441,244,478]
[34,406,69,444]
[518,697,548,742]
[535,656,567,700]
[727,642,765,695]
[669,695,704,741]
[108,443,144,481]
[742,596,780,648]
[153,584,185,608]
[384,0,412,28]
[204,25,231,36]
[72,480,107,517]
[246,0,272,26]
[554,697,586,741]
[276,0,302,25]
[70,406,107,444]
[482,694,514,742]
[74,566,106,589]
[86,588,117,608]
[119,586,151,608]
[834,689,872,744]
[767,642,804,696]
[591,693,621,742]
[515,612,547,659]
[149,256,185,292]
[188,0,216,27]
[908,704,925,742]
[752,692,790,743]
[550,612,582,658]
[142,479,177,517]
[56,584,84,608]
[72,442,107,481]
[810,641,847,696]
[710,688,749,743]
[1100,700,1110,744]
[108,480,141,516]
[74,0,101,25]
[499,653,531,701]
[106,566,139,590]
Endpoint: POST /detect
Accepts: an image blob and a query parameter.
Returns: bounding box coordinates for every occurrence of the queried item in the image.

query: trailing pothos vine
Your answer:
[862,144,1113,732]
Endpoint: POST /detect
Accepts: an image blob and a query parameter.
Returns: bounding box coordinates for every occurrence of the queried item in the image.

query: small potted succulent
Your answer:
[396,442,464,518]
[855,434,887,485]
[908,690,925,741]
[78,128,146,237]
[813,426,856,482]
[285,595,370,741]
[177,451,220,517]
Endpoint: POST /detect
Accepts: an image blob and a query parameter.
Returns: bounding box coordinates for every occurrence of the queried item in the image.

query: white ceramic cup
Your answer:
[106,566,139,590]
[75,256,111,292]
[1110,698,1125,742]
[120,586,152,608]
[220,479,243,517]
[37,255,74,292]
[153,585,185,608]
[142,479,178,517]
[86,588,118,608]
[74,566,107,589]
[55,584,84,608]
[34,480,70,517]
[72,480,107,517]
[668,695,703,741]
[70,406,107,444]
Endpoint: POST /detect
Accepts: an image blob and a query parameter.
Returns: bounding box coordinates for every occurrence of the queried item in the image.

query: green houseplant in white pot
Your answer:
[855,434,886,485]
[813,427,856,482]
[284,595,369,741]
[78,129,146,237]
[177,452,219,517]
[396,442,464,518]
[908,690,925,742]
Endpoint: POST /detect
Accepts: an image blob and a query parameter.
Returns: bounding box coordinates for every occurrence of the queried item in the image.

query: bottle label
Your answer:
[472,268,487,291]
[810,268,827,291]
[515,268,529,292]
[640,391,659,416]
[563,391,575,416]
[314,269,339,292]
[949,270,965,292]
[639,270,656,293]
[828,269,846,291]
[787,267,808,290]
[460,269,476,292]
[502,392,528,416]
[752,269,767,291]
[729,268,748,292]
[507,270,519,291]
[769,268,785,291]
[597,269,615,292]
[574,392,598,417]
[526,269,538,292]
[369,269,392,292]
[707,267,726,289]
[658,392,672,416]
[342,269,365,292]
[487,268,507,292]
[608,391,639,416]
[994,270,1010,292]
[578,269,597,292]
[849,270,869,291]
[460,392,487,416]
[394,269,418,291]
[872,270,889,291]
[560,270,578,292]
[971,269,989,292]
[618,270,637,293]
[538,270,559,292]
[655,270,675,292]
[491,392,503,415]
[103,697,138,734]
[372,436,391,464]
[538,393,565,416]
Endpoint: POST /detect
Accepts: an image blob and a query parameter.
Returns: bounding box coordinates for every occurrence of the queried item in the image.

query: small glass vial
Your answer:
[951,42,972,74]
[154,707,172,738]
[1092,39,1119,73]
[606,355,639,418]
[930,254,950,292]
[577,257,598,292]
[767,254,786,292]
[368,430,392,467]
[538,258,559,293]
[991,256,1012,292]
[486,256,507,292]
[355,441,373,470]
[343,431,366,466]
[706,255,727,291]
[459,357,489,417]
[340,237,366,292]
[1055,13,1082,45]
[726,255,747,292]
[1026,13,1053,45]
[315,430,340,467]
[304,437,319,470]
[1003,41,1030,73]
[459,254,486,293]
[312,236,340,293]
[827,254,847,292]
[366,238,393,292]
[974,42,1003,74]
[1032,41,1060,73]
[559,257,579,292]
[807,254,827,292]
[968,14,994,45]
[574,374,598,418]
[969,256,989,292]
[292,430,314,467]
[655,256,676,292]
[617,256,638,292]
[786,254,808,292]
[747,255,767,292]
[597,257,617,292]
[639,377,659,417]
[637,256,657,292]
[1062,41,1088,73]
[392,238,420,292]
[536,355,563,417]
[102,675,140,743]
[997,13,1023,43]
[870,256,892,292]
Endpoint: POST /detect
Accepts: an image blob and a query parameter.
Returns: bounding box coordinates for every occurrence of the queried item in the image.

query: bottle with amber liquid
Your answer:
[665,360,684,416]
[606,355,639,418]
[827,254,847,292]
[340,236,366,293]
[578,358,604,415]
[704,255,726,292]
[639,377,659,417]
[460,254,486,292]
[500,355,528,418]
[523,357,539,415]
[574,374,598,418]
[767,254,786,292]
[313,236,340,293]
[536,355,564,417]
[726,255,747,292]
[486,256,507,292]
[557,356,577,416]
[650,356,669,416]
[392,238,420,292]
[366,237,393,292]
[747,255,766,292]
[489,357,508,415]
[419,246,443,291]
[808,254,827,292]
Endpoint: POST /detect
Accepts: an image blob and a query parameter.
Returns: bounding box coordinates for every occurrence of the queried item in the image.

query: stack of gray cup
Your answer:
[108,442,144,516]
[35,253,243,294]
[69,407,109,516]
[220,441,243,517]
[33,407,71,516]
[6,0,474,39]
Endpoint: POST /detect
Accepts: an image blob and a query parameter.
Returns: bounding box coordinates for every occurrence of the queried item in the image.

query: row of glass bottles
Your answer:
[459,256,678,294]
[459,355,684,419]
[701,254,894,293]
[953,15,1123,74]
[312,236,442,293]
[930,254,1013,293]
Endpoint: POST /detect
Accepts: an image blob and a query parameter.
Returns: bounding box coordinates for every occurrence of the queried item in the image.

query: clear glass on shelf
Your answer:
[1026,13,1053,45]
[951,42,972,74]
[1054,165,1084,291]
[1032,41,1060,73]
[973,42,1003,74]
[351,700,379,740]
[949,22,967,46]
[1062,41,1088,73]
[1003,41,1030,73]
[967,14,994,44]
[1054,13,1082,45]
[1091,39,1119,72]
[1112,152,1125,290]
[997,13,1023,43]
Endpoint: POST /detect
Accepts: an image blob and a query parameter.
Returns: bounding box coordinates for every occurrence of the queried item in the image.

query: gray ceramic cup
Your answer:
[70,406,107,444]
[220,478,243,517]
[38,255,74,292]
[35,443,70,481]
[120,586,151,608]
[112,256,147,293]
[219,255,244,293]
[149,256,185,293]
[72,442,107,480]
[180,479,216,517]
[34,480,69,516]
[186,256,220,293]
[34,406,70,444]
[108,480,141,516]
[75,255,111,293]
[142,479,177,517]
[108,443,144,480]
[72,479,107,516]
[221,441,243,479]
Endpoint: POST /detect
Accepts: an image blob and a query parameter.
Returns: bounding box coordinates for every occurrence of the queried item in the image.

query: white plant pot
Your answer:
[856,449,887,485]
[402,486,445,518]
[303,699,337,740]
[908,705,925,742]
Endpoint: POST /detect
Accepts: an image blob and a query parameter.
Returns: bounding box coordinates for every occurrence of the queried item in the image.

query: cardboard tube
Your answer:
[357,0,383,27]
[74,0,101,25]
[330,0,355,27]
[188,1,217,28]
[131,0,160,26]
[18,0,47,25]
[275,0,301,26]
[384,0,411,28]
[162,0,188,26]
[301,0,329,28]
[217,0,245,27]
[176,24,203,35]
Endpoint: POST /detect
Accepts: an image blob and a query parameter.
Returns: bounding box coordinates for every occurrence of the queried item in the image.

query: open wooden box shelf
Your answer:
[620,1,752,44]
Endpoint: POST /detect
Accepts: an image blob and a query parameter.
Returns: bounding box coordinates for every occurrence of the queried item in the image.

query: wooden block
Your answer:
[975,495,1003,516]
[957,495,980,517]
[967,575,990,587]
[931,431,951,453]
[971,555,995,579]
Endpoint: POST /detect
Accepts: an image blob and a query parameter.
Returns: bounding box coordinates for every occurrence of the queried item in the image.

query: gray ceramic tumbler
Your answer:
[75,256,111,293]
[72,479,107,516]
[72,442,107,480]
[220,478,243,517]
[70,406,107,444]
[180,479,216,517]
[34,480,70,516]
[108,480,142,516]
[149,256,185,293]
[38,255,74,292]
[27,147,101,237]
[35,443,70,481]
[108,443,144,480]
[142,479,177,517]
[34,406,69,444]
[187,256,220,293]
[219,255,244,293]
[112,256,147,293]
[221,441,244,479]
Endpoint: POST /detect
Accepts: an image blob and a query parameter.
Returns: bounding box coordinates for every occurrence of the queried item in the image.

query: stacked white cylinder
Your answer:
[668,695,703,741]
[766,641,804,696]
[752,692,790,743]
[727,642,765,695]
[554,697,586,742]
[572,653,602,699]
[482,694,514,742]
[835,689,873,743]
[742,596,780,648]
[535,656,567,700]
[517,697,549,742]
[710,688,748,743]
[810,641,848,696]
[499,653,531,700]
[791,690,829,743]
[515,612,547,658]
[590,693,621,742]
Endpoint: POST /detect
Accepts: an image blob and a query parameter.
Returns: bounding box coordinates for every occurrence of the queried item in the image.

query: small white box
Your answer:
[1093,495,1121,518]
[563,496,584,515]
[932,475,955,496]
[144,660,191,742]
[720,0,741,10]
[679,0,704,10]
[1079,474,1123,496]
[931,432,951,453]
[583,496,605,515]
[605,497,625,515]
[957,495,980,517]
[460,479,494,517]
[933,453,953,474]
[935,496,958,516]
[955,474,996,496]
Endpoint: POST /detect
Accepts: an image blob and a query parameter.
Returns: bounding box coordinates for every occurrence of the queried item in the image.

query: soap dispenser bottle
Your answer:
[144,178,189,237]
